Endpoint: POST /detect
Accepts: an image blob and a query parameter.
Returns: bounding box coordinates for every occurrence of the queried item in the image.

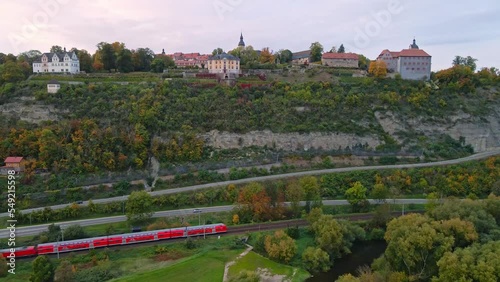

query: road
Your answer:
[4,148,498,217]
[0,199,427,238]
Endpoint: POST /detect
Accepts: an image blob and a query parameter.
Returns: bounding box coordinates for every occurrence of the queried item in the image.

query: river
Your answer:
[306,240,387,282]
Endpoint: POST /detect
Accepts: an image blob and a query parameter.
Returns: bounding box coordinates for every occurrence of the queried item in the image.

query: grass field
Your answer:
[228,251,311,282]
[112,249,242,282]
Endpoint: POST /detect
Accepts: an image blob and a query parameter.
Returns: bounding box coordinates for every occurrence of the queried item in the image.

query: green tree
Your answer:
[77,49,93,73]
[98,43,116,71]
[63,224,86,241]
[50,45,63,53]
[312,215,344,258]
[212,48,224,56]
[116,49,134,73]
[150,56,175,73]
[300,176,322,211]
[338,44,345,53]
[286,180,305,216]
[126,190,154,223]
[264,230,297,263]
[345,182,369,211]
[302,247,331,273]
[132,48,155,71]
[54,260,74,282]
[0,61,25,83]
[452,55,478,72]
[371,183,389,203]
[335,274,360,282]
[276,49,293,63]
[434,241,500,282]
[310,42,324,62]
[30,255,55,282]
[17,50,42,65]
[384,214,454,280]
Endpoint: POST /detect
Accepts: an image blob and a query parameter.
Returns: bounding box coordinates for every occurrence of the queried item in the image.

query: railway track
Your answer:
[17,211,423,262]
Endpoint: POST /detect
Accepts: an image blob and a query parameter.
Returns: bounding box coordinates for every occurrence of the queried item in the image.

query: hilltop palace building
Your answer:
[33,49,80,74]
[377,39,432,80]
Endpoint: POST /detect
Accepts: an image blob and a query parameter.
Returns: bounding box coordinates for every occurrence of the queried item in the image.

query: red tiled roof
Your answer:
[4,157,23,163]
[322,52,359,60]
[398,49,431,57]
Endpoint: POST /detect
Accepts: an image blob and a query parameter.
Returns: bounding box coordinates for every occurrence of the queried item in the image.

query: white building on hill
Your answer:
[33,49,80,74]
[377,39,432,80]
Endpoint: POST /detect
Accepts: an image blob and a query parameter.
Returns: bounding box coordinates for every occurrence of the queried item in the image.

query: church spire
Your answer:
[410,37,419,49]
[238,32,245,47]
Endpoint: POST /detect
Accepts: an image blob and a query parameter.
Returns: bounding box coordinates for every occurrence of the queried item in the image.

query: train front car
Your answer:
[0,246,37,258]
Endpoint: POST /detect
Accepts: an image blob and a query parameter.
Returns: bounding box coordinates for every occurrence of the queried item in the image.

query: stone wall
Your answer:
[201,130,380,151]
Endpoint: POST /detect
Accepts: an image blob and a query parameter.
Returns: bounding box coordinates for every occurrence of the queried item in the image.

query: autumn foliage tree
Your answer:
[368,60,387,78]
[264,230,297,263]
[259,47,275,64]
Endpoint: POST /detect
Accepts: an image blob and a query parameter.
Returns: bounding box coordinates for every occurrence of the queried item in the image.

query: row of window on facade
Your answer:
[403,62,429,66]
[405,67,428,71]
[37,69,70,72]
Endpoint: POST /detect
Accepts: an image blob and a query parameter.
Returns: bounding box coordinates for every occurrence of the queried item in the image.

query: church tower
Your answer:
[238,32,245,47]
[410,38,419,49]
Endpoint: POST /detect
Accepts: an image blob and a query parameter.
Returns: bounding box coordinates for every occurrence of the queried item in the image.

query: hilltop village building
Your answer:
[377,39,432,80]
[207,53,241,79]
[33,49,80,74]
[161,49,210,69]
[322,52,359,68]
[291,50,312,65]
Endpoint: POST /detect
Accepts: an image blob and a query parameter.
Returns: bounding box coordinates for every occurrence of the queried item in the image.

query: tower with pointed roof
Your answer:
[238,32,245,47]
[410,38,419,49]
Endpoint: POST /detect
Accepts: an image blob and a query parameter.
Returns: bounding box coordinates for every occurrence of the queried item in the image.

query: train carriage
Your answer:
[3,223,227,259]
[1,246,37,258]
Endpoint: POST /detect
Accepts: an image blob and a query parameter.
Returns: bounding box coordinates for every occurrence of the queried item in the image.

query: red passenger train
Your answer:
[1,223,227,258]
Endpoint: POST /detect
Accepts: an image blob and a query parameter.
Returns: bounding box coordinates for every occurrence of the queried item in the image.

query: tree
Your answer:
[368,60,387,78]
[264,230,297,263]
[299,176,322,212]
[259,47,275,64]
[212,48,224,56]
[371,183,389,203]
[452,55,478,72]
[286,180,305,216]
[329,46,337,53]
[116,49,134,73]
[276,49,293,64]
[338,44,345,53]
[132,48,155,71]
[434,241,500,282]
[384,214,454,280]
[336,274,360,282]
[54,260,74,282]
[0,61,26,83]
[150,56,175,73]
[50,45,63,53]
[126,190,154,223]
[18,50,42,65]
[99,43,116,72]
[310,42,324,62]
[311,215,344,258]
[30,255,55,282]
[302,247,331,273]
[358,54,370,70]
[63,224,86,240]
[77,49,93,73]
[345,182,369,211]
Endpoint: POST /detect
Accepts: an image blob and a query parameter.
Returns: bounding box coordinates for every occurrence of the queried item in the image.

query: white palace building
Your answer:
[33,49,80,74]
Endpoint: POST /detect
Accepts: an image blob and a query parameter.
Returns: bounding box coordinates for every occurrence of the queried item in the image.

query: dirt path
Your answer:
[223,244,254,282]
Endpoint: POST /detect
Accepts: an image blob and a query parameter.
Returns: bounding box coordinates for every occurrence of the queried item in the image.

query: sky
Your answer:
[1,0,499,71]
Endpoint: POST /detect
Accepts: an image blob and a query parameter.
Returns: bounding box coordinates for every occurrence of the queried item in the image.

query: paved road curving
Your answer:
[3,148,497,218]
[0,199,427,238]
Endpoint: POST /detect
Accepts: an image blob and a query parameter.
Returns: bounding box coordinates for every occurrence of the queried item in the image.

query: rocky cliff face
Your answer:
[202,108,500,153]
